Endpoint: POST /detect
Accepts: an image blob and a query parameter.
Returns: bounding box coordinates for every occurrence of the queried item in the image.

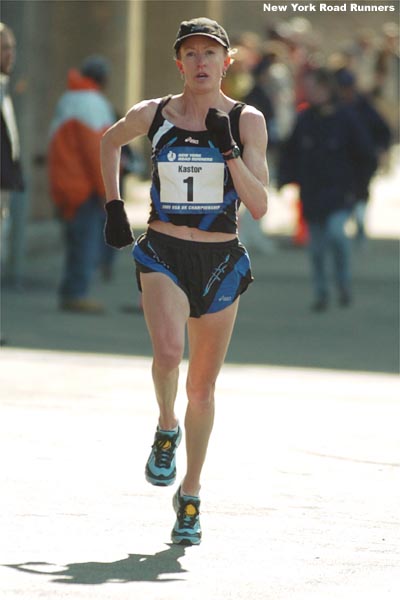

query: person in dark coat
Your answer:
[335,67,392,243]
[279,68,377,311]
[0,23,24,194]
[1,22,26,341]
[240,56,276,254]
[1,22,25,289]
[244,56,274,130]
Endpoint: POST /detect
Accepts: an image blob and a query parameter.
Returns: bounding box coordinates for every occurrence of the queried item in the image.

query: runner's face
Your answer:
[177,36,229,90]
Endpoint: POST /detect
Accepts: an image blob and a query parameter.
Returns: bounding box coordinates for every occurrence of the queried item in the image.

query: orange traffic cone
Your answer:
[293,199,309,246]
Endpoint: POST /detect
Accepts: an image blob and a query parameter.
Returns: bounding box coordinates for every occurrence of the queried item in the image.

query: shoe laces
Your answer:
[177,499,200,529]
[152,436,176,468]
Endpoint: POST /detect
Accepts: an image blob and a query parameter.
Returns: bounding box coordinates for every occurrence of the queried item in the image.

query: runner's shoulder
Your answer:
[240,103,266,123]
[239,104,268,144]
[125,97,164,134]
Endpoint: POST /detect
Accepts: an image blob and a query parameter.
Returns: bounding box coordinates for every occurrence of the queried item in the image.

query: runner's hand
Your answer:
[104,200,134,249]
[205,108,235,154]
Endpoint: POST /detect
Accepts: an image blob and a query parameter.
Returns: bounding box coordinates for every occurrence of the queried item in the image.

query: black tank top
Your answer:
[147,95,245,234]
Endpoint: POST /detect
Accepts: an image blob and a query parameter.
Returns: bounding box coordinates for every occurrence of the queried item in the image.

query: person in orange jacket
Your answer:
[48,55,116,313]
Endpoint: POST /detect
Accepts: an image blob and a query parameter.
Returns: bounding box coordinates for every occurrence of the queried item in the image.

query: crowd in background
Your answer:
[1,17,398,316]
[226,18,397,240]
[223,17,398,151]
[221,17,398,310]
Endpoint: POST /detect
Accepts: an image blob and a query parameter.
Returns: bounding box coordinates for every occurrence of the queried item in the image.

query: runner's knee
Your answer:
[153,337,184,372]
[186,378,215,410]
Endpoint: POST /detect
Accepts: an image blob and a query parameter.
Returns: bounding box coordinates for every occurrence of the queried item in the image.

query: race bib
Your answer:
[158,146,224,214]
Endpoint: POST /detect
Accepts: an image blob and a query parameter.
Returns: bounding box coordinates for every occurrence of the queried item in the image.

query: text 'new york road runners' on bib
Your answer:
[158,146,225,214]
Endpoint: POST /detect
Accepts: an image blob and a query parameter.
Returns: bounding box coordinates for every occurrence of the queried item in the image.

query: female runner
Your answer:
[101,17,268,545]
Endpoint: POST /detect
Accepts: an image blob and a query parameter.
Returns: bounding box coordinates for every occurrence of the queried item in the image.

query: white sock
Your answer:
[158,422,179,434]
[181,484,200,498]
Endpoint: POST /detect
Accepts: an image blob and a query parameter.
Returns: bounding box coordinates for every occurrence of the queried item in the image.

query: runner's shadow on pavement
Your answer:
[5,544,187,585]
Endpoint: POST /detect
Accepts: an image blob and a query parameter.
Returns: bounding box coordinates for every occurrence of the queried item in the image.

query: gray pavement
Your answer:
[1,349,399,599]
[1,224,399,372]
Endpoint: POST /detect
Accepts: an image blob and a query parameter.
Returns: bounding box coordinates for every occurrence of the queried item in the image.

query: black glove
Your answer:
[104,200,134,249]
[205,108,235,154]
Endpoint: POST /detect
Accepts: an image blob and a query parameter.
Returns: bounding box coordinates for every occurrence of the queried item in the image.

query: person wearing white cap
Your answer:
[101,17,269,545]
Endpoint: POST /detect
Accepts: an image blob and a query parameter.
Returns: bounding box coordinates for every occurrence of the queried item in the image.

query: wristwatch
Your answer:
[223,145,241,161]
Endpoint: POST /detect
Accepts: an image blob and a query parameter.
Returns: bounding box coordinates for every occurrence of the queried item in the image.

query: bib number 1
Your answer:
[158,146,224,214]
[183,176,194,203]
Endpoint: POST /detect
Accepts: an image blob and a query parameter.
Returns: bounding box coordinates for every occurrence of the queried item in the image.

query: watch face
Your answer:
[232,145,240,158]
[226,145,240,160]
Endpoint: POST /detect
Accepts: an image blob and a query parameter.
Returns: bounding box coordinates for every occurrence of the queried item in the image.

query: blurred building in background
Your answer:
[2,0,398,221]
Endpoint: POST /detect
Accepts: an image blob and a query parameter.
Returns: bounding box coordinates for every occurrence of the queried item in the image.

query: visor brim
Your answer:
[174,33,229,52]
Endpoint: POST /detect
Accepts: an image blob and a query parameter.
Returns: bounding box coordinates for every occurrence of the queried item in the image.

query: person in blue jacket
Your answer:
[279,68,377,311]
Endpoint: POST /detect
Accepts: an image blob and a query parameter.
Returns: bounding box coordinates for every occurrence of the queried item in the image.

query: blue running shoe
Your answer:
[171,486,202,546]
[145,426,182,486]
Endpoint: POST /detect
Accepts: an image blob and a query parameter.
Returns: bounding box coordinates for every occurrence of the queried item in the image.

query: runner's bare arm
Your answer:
[101,99,159,202]
[227,106,269,219]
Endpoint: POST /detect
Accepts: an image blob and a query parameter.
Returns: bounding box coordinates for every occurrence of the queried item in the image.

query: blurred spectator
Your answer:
[224,34,278,253]
[240,55,276,254]
[239,56,274,254]
[279,68,377,312]
[222,31,263,101]
[244,55,274,128]
[264,39,303,247]
[374,22,399,142]
[0,22,26,288]
[120,142,146,182]
[347,29,378,95]
[48,55,116,313]
[262,41,296,147]
[335,68,392,244]
[269,18,322,106]
[327,49,352,73]
[237,31,264,69]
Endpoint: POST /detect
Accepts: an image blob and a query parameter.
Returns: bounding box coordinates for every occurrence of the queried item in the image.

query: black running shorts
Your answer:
[133,228,253,318]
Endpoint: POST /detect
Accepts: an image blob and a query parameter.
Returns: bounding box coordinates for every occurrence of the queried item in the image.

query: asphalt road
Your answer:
[1,229,398,373]
[1,348,399,600]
